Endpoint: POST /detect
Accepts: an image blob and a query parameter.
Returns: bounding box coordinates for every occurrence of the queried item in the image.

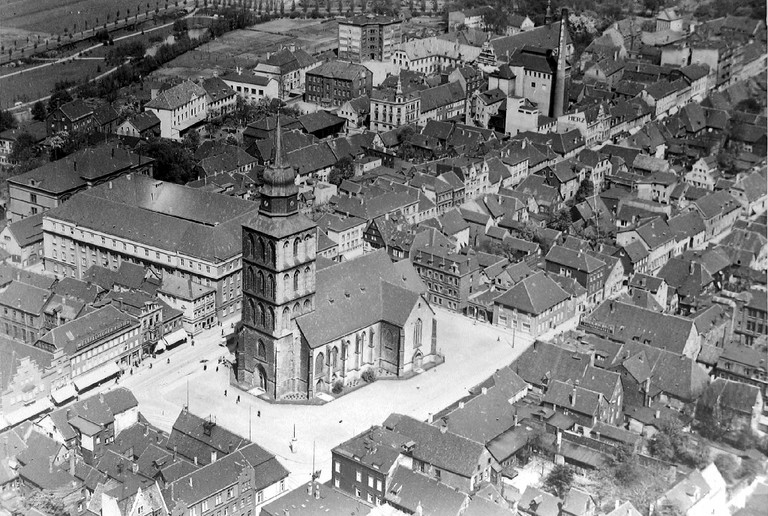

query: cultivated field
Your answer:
[0,58,103,108]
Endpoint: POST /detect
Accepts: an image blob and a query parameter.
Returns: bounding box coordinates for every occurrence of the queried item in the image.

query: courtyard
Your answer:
[100,308,540,491]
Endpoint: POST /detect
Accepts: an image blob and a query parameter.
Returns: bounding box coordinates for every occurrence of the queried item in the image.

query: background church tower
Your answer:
[237,114,317,399]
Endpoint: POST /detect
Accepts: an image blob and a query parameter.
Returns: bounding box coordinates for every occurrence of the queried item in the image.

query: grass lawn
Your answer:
[0,58,102,108]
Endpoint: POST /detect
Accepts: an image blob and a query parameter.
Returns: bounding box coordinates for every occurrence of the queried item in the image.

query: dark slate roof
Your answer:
[5,212,43,247]
[125,111,161,132]
[163,443,287,506]
[202,77,236,103]
[298,111,346,134]
[386,466,468,516]
[0,281,50,315]
[383,413,485,477]
[332,426,409,473]
[38,305,138,356]
[8,143,155,194]
[145,81,207,111]
[545,245,605,273]
[419,81,466,113]
[296,250,426,349]
[697,378,761,416]
[582,300,695,355]
[542,380,603,417]
[57,99,93,121]
[493,272,570,315]
[49,174,259,264]
[167,410,247,466]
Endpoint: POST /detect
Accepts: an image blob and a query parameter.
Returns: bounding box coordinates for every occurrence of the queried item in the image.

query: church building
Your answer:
[236,116,438,400]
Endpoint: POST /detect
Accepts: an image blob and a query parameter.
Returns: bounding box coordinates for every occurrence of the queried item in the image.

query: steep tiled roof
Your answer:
[545,245,605,273]
[163,443,287,506]
[494,272,570,315]
[419,81,465,113]
[383,413,485,477]
[582,300,695,355]
[48,174,259,264]
[145,81,207,111]
[296,251,426,349]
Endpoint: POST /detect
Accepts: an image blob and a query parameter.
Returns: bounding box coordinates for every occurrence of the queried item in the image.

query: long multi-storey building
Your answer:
[338,16,402,63]
[305,61,373,107]
[42,174,259,320]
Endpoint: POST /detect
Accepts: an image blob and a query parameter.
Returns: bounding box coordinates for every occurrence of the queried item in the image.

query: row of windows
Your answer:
[50,231,233,276]
[246,234,313,265]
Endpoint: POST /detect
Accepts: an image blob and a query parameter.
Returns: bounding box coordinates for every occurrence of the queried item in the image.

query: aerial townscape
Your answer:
[0,0,767,515]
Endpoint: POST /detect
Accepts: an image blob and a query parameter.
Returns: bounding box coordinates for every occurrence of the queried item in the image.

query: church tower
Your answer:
[237,114,317,399]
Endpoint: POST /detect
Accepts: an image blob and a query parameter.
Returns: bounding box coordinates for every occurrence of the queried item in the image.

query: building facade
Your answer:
[338,16,402,63]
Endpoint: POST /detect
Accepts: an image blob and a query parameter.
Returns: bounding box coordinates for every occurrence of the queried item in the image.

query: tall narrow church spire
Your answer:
[259,108,298,217]
[552,7,569,118]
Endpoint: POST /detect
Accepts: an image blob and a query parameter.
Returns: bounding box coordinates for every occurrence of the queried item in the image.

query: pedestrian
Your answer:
[167,357,170,364]
[236,395,240,403]
[257,410,261,417]
[224,389,227,397]
[216,366,219,372]
[222,329,224,336]
[204,364,207,371]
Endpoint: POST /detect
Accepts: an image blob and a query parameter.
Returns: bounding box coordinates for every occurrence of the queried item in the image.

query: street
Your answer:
[98,308,542,491]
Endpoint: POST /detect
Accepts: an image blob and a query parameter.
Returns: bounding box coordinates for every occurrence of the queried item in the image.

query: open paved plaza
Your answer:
[98,308,543,490]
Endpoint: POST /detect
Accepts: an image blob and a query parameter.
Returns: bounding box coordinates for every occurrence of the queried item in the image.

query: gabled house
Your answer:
[144,81,208,140]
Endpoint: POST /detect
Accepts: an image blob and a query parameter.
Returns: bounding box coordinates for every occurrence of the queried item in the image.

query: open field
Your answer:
[0,0,186,34]
[0,58,102,108]
[159,17,338,77]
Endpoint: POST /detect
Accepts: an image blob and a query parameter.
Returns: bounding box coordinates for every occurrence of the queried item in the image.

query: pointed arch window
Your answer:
[294,270,300,291]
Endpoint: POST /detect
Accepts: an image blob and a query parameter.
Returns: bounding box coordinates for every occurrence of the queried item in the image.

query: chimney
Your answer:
[458,401,465,409]
[194,456,198,466]
[440,424,448,434]
[427,413,433,423]
[306,483,312,495]
[689,262,694,275]
[173,445,177,460]
[655,409,661,419]
[513,412,519,427]
[99,392,104,403]
[314,486,320,500]
[481,387,488,395]
[69,452,76,475]
[610,301,615,314]
[570,386,576,405]
[144,425,149,437]
[556,429,562,452]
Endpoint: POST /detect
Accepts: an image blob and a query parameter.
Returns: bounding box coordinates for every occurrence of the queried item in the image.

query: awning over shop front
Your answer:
[51,384,77,405]
[73,362,121,392]
[4,397,53,427]
[162,329,188,347]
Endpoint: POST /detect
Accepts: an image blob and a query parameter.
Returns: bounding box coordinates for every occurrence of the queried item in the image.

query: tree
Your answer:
[547,207,572,232]
[543,464,573,498]
[291,0,296,11]
[574,177,595,204]
[182,129,201,150]
[328,156,354,185]
[611,443,640,486]
[47,88,73,113]
[0,110,16,132]
[739,457,761,480]
[31,101,48,122]
[10,132,38,162]
[135,139,197,184]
